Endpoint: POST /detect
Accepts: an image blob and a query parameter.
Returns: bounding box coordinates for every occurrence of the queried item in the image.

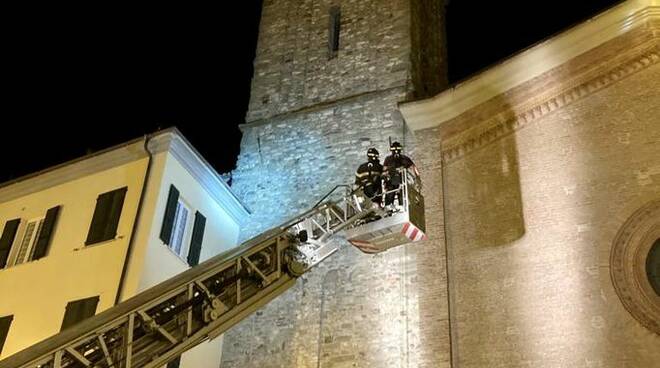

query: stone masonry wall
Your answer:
[409,0,448,99]
[233,88,408,241]
[434,60,660,367]
[224,90,450,366]
[226,0,450,366]
[246,0,413,122]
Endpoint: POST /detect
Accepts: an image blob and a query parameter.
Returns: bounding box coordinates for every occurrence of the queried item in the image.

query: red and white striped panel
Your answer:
[402,222,427,242]
[349,239,381,254]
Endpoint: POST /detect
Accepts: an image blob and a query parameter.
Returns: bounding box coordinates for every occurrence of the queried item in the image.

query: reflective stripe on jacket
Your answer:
[355,161,383,186]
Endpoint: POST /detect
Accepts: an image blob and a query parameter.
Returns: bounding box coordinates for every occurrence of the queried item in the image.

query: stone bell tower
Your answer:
[226,0,450,366]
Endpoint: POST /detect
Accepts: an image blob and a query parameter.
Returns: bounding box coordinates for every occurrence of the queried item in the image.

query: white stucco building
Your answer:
[0,128,249,367]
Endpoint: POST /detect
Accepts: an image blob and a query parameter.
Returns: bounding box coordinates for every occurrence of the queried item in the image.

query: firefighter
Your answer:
[383,141,417,206]
[355,147,383,206]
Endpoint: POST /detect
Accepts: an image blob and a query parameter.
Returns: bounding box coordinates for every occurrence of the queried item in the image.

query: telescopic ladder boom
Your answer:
[0,186,382,368]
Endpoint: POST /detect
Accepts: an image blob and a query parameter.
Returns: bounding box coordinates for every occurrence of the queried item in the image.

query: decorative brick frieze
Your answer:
[441,45,659,164]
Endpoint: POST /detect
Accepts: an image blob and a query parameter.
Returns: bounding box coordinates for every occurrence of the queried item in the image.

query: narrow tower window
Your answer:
[328,6,341,58]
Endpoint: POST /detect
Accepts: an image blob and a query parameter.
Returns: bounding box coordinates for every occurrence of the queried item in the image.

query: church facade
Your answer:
[227,0,659,367]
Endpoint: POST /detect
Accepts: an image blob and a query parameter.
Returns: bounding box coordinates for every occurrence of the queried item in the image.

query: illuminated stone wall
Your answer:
[226,0,450,367]
[233,89,407,241]
[415,33,660,367]
[232,0,447,240]
[244,0,446,123]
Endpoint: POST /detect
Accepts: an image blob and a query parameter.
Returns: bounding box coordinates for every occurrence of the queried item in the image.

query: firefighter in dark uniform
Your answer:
[383,141,417,206]
[355,148,383,206]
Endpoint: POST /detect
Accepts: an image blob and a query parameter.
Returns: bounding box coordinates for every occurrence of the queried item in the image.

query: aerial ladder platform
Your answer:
[0,168,425,368]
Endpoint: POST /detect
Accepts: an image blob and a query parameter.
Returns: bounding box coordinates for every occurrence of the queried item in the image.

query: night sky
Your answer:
[1,1,621,183]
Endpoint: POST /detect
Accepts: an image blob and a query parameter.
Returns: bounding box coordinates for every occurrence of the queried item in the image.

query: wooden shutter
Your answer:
[86,187,128,245]
[32,206,60,260]
[160,185,180,244]
[167,356,181,368]
[0,315,13,356]
[60,296,100,331]
[0,219,20,268]
[187,212,206,266]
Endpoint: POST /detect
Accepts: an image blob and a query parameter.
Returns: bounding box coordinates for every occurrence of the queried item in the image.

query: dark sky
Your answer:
[1,1,621,183]
[445,0,622,82]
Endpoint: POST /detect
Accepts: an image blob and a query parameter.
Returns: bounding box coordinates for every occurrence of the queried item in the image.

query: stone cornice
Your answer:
[441,46,659,163]
[400,0,660,133]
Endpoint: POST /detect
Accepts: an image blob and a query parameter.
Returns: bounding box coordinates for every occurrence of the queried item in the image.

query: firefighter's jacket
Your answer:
[355,161,383,187]
[383,154,415,176]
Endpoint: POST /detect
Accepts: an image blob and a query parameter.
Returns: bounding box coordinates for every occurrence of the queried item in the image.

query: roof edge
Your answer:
[400,0,660,132]
[0,128,251,223]
[150,129,251,224]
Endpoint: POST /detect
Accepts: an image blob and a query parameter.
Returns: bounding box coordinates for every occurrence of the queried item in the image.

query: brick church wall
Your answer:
[416,44,660,367]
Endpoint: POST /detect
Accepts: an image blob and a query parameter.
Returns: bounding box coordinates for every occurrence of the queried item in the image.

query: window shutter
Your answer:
[60,296,100,331]
[167,356,181,368]
[0,315,13,356]
[0,219,20,268]
[187,212,206,266]
[32,206,60,260]
[86,187,128,245]
[160,185,180,244]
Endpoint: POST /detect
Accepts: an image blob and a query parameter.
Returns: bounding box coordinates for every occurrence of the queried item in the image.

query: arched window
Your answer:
[647,238,660,296]
[610,200,660,335]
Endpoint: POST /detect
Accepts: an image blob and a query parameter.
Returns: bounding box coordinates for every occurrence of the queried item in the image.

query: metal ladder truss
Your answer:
[0,184,386,368]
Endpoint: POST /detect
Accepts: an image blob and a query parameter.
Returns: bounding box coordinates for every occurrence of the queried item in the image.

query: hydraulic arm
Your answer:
[0,186,381,368]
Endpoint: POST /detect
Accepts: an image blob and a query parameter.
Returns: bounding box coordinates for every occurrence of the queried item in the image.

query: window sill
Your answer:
[162,243,192,268]
[76,235,124,251]
[0,258,45,271]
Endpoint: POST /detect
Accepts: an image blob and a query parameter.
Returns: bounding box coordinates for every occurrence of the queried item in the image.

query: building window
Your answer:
[60,296,99,331]
[86,187,128,245]
[13,217,45,265]
[328,6,341,58]
[170,199,191,259]
[9,206,61,266]
[647,238,660,297]
[0,315,13,356]
[159,185,206,266]
[610,199,660,335]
